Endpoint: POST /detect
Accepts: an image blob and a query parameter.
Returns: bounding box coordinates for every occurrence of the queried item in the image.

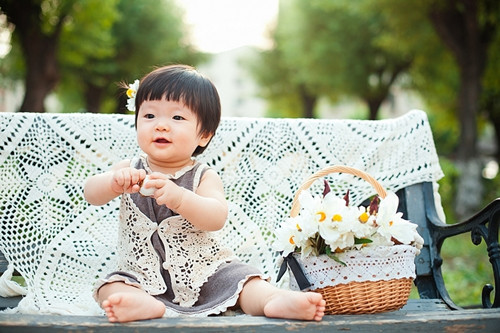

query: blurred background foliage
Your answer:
[0,0,499,307]
[0,0,206,114]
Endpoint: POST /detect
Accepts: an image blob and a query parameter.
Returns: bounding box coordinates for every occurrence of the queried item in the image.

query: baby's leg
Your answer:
[97,281,165,322]
[238,278,326,321]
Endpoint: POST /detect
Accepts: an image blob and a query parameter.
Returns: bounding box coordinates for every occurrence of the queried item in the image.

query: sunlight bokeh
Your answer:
[176,0,279,53]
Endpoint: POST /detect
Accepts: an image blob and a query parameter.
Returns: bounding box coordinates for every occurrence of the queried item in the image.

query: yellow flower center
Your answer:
[332,214,342,222]
[317,211,326,222]
[389,221,394,226]
[296,224,302,232]
[289,236,295,245]
[359,212,369,223]
[126,88,135,98]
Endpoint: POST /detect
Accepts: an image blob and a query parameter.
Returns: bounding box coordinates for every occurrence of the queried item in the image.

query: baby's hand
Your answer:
[146,173,184,208]
[111,167,146,194]
[138,172,169,197]
[139,175,156,197]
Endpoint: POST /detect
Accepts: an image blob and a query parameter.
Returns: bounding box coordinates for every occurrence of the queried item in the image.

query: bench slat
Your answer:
[0,251,8,275]
[0,300,498,333]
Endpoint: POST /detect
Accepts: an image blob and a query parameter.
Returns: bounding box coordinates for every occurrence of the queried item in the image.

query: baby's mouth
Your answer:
[155,138,170,144]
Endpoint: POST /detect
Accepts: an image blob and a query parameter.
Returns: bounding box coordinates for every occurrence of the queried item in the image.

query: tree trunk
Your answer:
[364,60,411,121]
[483,92,500,161]
[453,64,484,218]
[492,115,500,162]
[2,0,68,113]
[18,33,60,112]
[84,83,103,114]
[367,98,384,120]
[115,92,128,114]
[428,0,494,218]
[429,0,489,159]
[299,85,317,118]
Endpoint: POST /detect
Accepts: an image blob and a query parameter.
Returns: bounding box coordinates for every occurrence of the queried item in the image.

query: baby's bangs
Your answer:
[135,69,203,113]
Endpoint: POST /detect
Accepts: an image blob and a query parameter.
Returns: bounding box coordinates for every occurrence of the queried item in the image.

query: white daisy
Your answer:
[126,79,139,112]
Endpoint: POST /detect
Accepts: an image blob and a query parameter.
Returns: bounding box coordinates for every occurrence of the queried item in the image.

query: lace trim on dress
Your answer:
[92,274,144,302]
[162,273,269,317]
[157,215,235,306]
[139,154,197,179]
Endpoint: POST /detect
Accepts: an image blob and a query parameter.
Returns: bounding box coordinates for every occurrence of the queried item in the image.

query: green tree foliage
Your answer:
[248,0,413,119]
[0,0,119,112]
[59,0,205,114]
[55,0,119,113]
[245,47,307,118]
[0,0,203,113]
[309,0,413,120]
[428,0,498,163]
[382,0,499,162]
[244,1,320,118]
[378,0,500,218]
[0,13,21,86]
[250,0,500,217]
[372,0,461,155]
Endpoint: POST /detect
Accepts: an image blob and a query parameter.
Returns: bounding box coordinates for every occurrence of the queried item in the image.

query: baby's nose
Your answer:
[155,121,170,131]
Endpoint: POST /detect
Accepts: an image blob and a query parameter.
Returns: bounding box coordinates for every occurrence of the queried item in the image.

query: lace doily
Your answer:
[118,195,235,307]
[0,110,443,315]
[288,245,417,291]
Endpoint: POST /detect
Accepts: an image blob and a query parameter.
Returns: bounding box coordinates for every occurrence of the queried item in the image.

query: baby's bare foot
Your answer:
[102,292,165,323]
[263,291,326,321]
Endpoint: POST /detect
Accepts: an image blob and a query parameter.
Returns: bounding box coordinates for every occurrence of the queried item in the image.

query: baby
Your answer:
[84,64,325,322]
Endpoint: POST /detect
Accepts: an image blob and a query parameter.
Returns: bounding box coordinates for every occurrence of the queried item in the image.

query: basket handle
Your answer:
[290,165,387,217]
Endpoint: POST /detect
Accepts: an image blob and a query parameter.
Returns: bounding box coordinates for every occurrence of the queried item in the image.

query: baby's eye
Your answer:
[173,115,185,120]
[145,113,155,119]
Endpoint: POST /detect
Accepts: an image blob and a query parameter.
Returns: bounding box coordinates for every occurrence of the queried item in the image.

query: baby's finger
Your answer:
[129,183,141,193]
[130,170,144,186]
[121,171,133,187]
[114,170,126,187]
[148,172,167,180]
[138,169,147,182]
[153,188,167,205]
[150,178,168,190]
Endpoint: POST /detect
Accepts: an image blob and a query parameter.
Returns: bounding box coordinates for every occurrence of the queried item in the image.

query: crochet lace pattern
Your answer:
[289,245,418,290]
[0,110,443,315]
[118,194,234,307]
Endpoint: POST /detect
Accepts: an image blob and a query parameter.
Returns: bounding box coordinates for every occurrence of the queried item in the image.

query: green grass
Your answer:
[428,157,497,307]
[440,233,494,307]
[11,275,26,287]
[410,233,494,307]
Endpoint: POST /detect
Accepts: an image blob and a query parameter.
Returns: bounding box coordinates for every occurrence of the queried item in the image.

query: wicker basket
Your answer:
[288,165,415,315]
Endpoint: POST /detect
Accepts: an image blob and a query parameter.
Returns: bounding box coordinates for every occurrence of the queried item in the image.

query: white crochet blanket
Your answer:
[0,110,443,315]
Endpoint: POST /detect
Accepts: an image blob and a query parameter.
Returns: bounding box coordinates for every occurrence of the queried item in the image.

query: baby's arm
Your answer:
[148,170,228,231]
[84,160,146,206]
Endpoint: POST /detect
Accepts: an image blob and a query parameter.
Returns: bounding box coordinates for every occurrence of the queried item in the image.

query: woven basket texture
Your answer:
[289,166,415,314]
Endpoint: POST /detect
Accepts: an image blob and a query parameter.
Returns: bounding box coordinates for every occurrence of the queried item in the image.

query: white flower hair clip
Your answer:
[126,79,139,112]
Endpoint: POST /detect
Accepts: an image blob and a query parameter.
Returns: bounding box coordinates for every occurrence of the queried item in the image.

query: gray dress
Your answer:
[94,156,266,317]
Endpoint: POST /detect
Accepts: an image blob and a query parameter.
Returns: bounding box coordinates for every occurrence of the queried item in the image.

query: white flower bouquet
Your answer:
[274,166,424,314]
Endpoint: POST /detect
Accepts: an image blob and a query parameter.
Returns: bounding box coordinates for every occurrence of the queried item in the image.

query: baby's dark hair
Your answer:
[133,64,221,156]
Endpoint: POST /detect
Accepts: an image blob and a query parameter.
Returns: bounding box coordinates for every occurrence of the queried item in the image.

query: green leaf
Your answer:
[325,246,347,266]
[355,237,373,244]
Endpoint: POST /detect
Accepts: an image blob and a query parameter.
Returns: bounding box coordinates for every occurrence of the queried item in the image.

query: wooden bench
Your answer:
[0,111,499,332]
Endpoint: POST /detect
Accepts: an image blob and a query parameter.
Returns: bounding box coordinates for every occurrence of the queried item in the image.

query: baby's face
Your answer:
[136,98,211,169]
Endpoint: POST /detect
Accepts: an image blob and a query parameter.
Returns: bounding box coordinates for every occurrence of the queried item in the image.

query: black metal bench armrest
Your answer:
[420,182,500,309]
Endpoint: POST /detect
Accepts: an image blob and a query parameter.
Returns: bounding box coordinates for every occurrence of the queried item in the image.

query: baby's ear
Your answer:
[198,132,213,147]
